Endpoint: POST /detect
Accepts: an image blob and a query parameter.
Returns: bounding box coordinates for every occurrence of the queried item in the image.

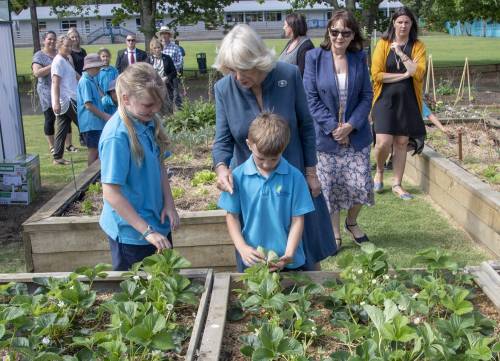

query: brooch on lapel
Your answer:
[277,80,287,88]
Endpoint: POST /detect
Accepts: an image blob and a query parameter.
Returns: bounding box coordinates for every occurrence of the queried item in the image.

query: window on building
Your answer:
[136,18,141,27]
[61,20,77,31]
[264,12,282,21]
[105,18,113,28]
[84,20,90,34]
[226,13,244,23]
[245,12,263,22]
[38,21,47,32]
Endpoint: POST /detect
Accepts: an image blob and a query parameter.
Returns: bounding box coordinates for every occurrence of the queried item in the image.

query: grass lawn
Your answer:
[15,34,500,77]
[321,173,492,270]
[23,115,89,188]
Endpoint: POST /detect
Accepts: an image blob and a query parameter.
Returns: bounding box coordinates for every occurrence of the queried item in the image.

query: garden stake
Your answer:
[70,154,77,192]
[454,57,471,105]
[458,128,463,162]
[425,54,436,103]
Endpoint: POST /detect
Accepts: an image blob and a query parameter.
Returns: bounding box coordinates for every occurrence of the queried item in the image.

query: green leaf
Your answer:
[11,336,30,348]
[252,347,275,361]
[151,329,176,350]
[36,313,57,330]
[363,304,384,334]
[492,342,500,352]
[2,306,25,321]
[277,337,303,355]
[34,353,63,361]
[0,324,5,339]
[126,325,152,345]
[228,305,245,321]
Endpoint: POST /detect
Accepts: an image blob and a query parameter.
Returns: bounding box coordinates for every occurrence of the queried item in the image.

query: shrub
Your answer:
[191,170,216,187]
[164,99,215,133]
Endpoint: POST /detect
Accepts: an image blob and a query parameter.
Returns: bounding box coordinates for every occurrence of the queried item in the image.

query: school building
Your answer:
[11,0,404,46]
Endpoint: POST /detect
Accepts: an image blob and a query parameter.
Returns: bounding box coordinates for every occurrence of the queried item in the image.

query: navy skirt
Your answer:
[301,192,337,269]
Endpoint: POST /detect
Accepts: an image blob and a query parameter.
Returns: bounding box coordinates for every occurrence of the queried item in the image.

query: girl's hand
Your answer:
[161,206,180,231]
[238,244,265,267]
[215,164,234,194]
[306,173,321,197]
[269,255,293,272]
[145,231,172,251]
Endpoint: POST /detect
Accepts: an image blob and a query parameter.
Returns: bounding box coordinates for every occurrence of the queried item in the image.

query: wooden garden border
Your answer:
[405,145,500,257]
[197,268,500,360]
[22,162,236,272]
[0,268,214,361]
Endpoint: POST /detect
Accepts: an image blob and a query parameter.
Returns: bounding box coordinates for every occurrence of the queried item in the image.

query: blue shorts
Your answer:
[108,235,173,271]
[82,130,102,149]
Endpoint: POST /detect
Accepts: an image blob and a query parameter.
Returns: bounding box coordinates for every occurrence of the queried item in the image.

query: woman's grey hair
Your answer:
[213,24,276,74]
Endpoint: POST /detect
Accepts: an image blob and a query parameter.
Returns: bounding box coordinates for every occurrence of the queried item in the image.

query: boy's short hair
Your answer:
[248,112,290,156]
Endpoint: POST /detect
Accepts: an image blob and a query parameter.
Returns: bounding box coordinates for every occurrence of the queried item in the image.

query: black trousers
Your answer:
[53,100,78,160]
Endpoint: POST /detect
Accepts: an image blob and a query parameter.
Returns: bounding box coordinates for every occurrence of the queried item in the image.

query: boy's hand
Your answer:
[239,244,265,267]
[269,255,293,272]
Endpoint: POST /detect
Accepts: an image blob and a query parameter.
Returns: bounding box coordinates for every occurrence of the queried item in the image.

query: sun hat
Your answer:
[83,53,105,71]
[156,25,174,37]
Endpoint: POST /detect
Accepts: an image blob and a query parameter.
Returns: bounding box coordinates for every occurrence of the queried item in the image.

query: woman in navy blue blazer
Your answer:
[303,9,374,248]
[212,24,337,271]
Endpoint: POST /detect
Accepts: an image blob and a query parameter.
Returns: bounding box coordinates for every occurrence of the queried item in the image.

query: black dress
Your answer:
[372,42,425,138]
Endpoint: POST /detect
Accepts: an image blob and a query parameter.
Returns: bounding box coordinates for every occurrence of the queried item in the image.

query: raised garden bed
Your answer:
[23,160,236,273]
[405,130,500,257]
[425,122,499,189]
[198,245,500,360]
[0,250,213,360]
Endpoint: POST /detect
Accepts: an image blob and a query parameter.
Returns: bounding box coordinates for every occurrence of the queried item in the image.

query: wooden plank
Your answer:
[197,273,231,361]
[22,231,33,272]
[23,161,101,224]
[32,251,112,272]
[480,262,500,287]
[472,270,500,310]
[186,269,214,361]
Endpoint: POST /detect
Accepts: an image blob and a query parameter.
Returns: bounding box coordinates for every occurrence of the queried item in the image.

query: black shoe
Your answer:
[344,220,370,245]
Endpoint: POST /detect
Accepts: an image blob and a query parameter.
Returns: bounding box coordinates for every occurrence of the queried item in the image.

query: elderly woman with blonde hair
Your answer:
[212,24,337,271]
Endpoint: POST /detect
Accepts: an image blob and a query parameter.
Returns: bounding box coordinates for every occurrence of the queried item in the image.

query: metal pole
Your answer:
[458,128,463,162]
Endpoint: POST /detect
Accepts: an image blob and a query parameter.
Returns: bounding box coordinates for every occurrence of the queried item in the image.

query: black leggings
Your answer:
[43,107,71,136]
[53,100,78,160]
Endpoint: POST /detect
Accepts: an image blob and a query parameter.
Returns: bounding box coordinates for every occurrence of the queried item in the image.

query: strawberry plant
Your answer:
[230,244,500,360]
[0,250,203,360]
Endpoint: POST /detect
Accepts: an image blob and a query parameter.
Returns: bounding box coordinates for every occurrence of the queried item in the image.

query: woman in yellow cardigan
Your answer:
[371,7,426,200]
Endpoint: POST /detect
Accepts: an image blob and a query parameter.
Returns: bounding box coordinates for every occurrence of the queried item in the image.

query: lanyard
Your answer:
[332,57,348,126]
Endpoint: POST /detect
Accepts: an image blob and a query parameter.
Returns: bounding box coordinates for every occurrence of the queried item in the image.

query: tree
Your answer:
[51,0,233,50]
[288,0,383,36]
[10,0,43,53]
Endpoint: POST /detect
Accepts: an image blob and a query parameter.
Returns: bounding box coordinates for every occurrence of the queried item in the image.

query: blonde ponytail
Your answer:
[115,63,169,165]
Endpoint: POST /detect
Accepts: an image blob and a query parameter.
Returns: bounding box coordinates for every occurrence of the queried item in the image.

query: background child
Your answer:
[99,63,180,271]
[77,53,111,165]
[101,79,118,115]
[218,112,315,272]
[97,48,118,97]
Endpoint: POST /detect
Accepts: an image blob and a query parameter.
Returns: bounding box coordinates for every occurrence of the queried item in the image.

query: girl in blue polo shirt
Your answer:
[77,53,111,165]
[98,62,180,271]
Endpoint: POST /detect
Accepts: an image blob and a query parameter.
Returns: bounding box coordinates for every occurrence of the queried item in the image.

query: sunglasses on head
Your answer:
[328,29,353,38]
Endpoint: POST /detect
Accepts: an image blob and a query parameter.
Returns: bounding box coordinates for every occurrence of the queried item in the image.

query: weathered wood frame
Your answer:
[22,161,236,272]
[405,145,500,257]
[198,268,500,360]
[0,268,214,361]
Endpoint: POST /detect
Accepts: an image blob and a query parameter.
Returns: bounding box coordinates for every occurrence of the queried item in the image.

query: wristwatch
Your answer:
[141,225,156,239]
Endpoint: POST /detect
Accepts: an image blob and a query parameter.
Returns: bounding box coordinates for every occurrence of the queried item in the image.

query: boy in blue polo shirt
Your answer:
[218,112,315,272]
[77,53,111,165]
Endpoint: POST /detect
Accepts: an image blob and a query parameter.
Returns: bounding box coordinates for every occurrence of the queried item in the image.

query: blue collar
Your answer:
[242,156,289,177]
[127,113,155,134]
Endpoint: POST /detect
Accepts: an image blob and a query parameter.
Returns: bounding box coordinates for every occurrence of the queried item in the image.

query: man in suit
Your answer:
[115,35,148,74]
